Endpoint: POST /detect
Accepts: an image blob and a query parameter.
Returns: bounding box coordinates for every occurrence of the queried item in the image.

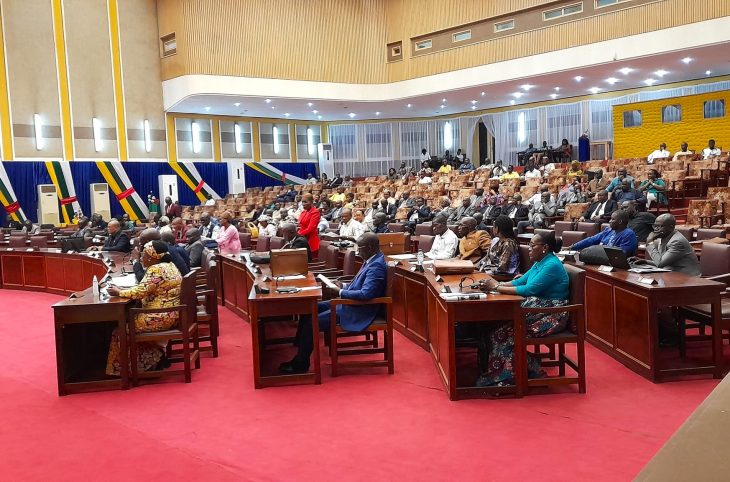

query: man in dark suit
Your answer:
[379,198,397,221]
[280,233,387,374]
[92,220,131,253]
[327,172,343,189]
[131,228,161,281]
[184,228,205,268]
[482,196,502,224]
[70,216,93,239]
[501,194,529,226]
[579,190,617,223]
[281,222,311,261]
[631,214,700,276]
[372,213,390,234]
[161,231,190,275]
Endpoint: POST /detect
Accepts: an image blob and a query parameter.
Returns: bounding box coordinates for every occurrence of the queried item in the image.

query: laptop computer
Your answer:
[604,246,671,273]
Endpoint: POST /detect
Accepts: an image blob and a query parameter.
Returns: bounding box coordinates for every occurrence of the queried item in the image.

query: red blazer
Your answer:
[165,202,182,218]
[297,206,321,252]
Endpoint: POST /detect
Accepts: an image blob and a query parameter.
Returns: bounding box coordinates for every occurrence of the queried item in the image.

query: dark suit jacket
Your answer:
[102,232,131,253]
[338,252,387,332]
[409,205,432,223]
[185,240,205,267]
[283,235,312,261]
[502,204,529,224]
[382,203,397,220]
[582,199,618,221]
[483,205,502,221]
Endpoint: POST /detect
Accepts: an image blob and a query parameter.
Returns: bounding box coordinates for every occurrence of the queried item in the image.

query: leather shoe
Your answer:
[279,360,309,374]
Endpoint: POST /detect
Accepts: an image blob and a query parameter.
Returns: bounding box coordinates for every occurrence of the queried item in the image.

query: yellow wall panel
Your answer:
[613,90,730,158]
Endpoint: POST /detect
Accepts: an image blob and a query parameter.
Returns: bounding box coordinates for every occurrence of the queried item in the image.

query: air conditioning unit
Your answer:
[317,143,333,178]
[90,183,111,221]
[158,174,178,204]
[37,184,60,225]
[227,161,246,194]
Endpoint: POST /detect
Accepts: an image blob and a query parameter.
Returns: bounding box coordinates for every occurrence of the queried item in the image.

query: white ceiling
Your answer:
[168,41,730,122]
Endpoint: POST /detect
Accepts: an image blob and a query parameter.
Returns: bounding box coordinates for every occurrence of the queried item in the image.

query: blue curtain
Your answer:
[3,161,229,222]
[244,162,318,189]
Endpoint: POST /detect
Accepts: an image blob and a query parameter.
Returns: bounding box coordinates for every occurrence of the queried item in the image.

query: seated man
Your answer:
[328,201,344,223]
[435,197,454,219]
[257,215,277,237]
[570,210,638,256]
[673,142,693,161]
[470,188,485,209]
[606,168,635,193]
[437,158,452,174]
[90,220,131,253]
[612,179,646,205]
[131,228,161,281]
[647,143,670,164]
[329,186,346,203]
[379,198,397,221]
[501,194,529,225]
[184,228,205,268]
[459,158,475,172]
[448,197,475,223]
[586,169,610,200]
[281,222,311,261]
[336,208,365,242]
[404,196,432,231]
[524,161,542,180]
[473,212,490,232]
[631,214,700,275]
[490,160,506,178]
[280,233,387,374]
[161,230,191,274]
[418,172,433,184]
[70,216,93,239]
[517,191,556,234]
[425,215,458,259]
[170,217,188,243]
[397,191,416,209]
[197,212,220,241]
[89,213,108,230]
[482,196,503,224]
[499,165,520,182]
[371,212,390,234]
[702,139,722,159]
[622,201,655,243]
[458,216,492,263]
[579,190,617,223]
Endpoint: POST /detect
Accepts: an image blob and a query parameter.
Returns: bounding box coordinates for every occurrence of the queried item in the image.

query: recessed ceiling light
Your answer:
[406,104,412,108]
[204,106,211,112]
[440,104,445,109]
[554,87,561,92]
[307,102,313,107]
[375,112,381,116]
[348,112,356,118]
[234,102,241,107]
[284,113,290,117]
[480,91,486,96]
[265,99,272,103]
[471,106,477,110]
[509,100,516,105]
[706,70,712,76]
[521,84,534,91]
[681,57,693,64]
[512,92,524,98]
[317,115,322,120]
[618,67,634,75]
[644,78,657,86]
[574,76,584,82]
[550,94,559,99]
[654,69,669,77]
[312,110,318,114]
[605,77,619,85]
[271,106,275,110]
[470,100,477,104]
[588,87,602,94]
[442,98,447,102]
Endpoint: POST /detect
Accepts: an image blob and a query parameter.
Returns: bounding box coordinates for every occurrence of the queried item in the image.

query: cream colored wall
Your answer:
[4,0,63,158]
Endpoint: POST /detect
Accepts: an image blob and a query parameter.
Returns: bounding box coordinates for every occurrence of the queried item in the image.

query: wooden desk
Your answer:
[391,262,526,399]
[579,263,725,381]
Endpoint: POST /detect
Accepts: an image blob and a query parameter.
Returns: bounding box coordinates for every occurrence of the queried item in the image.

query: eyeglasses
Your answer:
[528,242,545,250]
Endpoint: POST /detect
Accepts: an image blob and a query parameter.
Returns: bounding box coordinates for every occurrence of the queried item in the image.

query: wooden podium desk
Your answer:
[218,253,323,388]
[578,263,725,382]
[391,262,526,400]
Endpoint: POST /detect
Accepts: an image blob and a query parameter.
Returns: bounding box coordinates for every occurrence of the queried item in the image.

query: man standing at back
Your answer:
[297,193,321,260]
[280,233,387,374]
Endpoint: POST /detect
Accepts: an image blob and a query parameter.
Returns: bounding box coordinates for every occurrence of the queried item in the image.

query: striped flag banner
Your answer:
[169,161,221,202]
[0,161,27,223]
[95,160,149,221]
[45,160,82,224]
[245,161,308,185]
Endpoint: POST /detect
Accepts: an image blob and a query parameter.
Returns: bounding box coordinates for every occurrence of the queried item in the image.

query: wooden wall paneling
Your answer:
[21,253,46,289]
[391,269,407,332]
[614,286,651,368]
[404,275,428,346]
[585,276,615,348]
[63,256,85,292]
[45,253,66,292]
[1,253,23,287]
[427,285,439,359]
[233,263,247,320]
[221,258,238,313]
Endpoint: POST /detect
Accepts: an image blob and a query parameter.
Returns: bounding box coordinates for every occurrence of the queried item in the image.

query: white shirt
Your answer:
[204,198,216,206]
[426,229,459,260]
[418,176,433,184]
[306,178,317,185]
[528,193,553,209]
[339,219,365,240]
[594,202,607,218]
[524,168,542,179]
[703,147,722,159]
[258,223,277,237]
[420,152,431,162]
[647,149,670,163]
[673,149,693,161]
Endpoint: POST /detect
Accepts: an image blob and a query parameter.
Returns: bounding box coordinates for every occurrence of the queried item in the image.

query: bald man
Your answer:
[131,228,162,281]
[98,220,131,253]
[457,216,492,263]
[630,214,700,276]
[185,228,205,267]
[337,208,365,242]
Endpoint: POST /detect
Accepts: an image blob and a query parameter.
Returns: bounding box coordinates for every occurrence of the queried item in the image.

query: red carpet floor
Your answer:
[0,290,720,481]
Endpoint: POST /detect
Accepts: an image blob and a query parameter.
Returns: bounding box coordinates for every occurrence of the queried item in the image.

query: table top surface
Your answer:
[574,261,725,290]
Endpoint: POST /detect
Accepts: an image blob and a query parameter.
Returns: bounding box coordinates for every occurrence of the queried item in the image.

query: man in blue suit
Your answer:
[280,233,388,374]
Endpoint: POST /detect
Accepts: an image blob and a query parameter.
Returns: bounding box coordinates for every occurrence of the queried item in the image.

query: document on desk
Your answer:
[316,274,339,290]
[273,274,306,281]
[390,254,417,260]
[112,273,138,288]
[439,292,487,301]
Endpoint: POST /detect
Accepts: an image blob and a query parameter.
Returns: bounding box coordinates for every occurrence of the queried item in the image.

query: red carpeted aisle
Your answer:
[0,290,719,481]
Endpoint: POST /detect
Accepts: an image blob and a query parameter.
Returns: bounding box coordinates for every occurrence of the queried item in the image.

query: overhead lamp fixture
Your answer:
[272,125,280,154]
[234,102,241,107]
[191,121,201,153]
[440,104,445,109]
[618,67,634,75]
[143,119,152,153]
[348,113,356,118]
[375,112,381,116]
[271,106,275,110]
[317,115,323,120]
[588,87,602,94]
[312,110,318,114]
[554,87,561,91]
[706,70,712,76]
[470,100,477,104]
[471,106,477,110]
[442,98,447,102]
[307,127,315,155]
[605,77,619,85]
[480,91,486,96]
[284,113,290,117]
[681,57,693,64]
[644,78,657,86]
[509,100,516,105]
[574,75,584,82]
[512,92,524,98]
[265,99,272,103]
[406,104,412,108]
[92,117,103,152]
[204,106,211,112]
[33,114,43,150]
[520,84,534,91]
[307,102,313,107]
[234,123,242,154]
[550,94,559,99]
[654,69,669,77]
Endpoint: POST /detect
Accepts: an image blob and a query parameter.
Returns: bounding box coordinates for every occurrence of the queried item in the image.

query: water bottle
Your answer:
[417,249,424,267]
[92,275,100,300]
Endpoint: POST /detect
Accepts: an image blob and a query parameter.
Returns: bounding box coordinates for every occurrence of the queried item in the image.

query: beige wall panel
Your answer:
[157,0,187,85]
[220,120,253,159]
[121,0,168,159]
[4,0,62,158]
[176,117,212,160]
[65,0,117,159]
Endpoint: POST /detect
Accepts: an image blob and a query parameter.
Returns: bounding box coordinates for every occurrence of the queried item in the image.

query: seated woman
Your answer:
[566,160,583,179]
[637,169,667,209]
[106,240,183,376]
[387,167,399,181]
[478,215,519,276]
[214,211,242,255]
[560,138,573,162]
[476,232,569,386]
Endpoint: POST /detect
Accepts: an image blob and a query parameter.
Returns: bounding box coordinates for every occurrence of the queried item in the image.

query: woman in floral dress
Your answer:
[476,232,569,386]
[106,240,182,376]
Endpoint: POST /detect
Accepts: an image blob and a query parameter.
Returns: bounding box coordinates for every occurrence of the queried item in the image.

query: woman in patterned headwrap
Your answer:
[106,240,182,375]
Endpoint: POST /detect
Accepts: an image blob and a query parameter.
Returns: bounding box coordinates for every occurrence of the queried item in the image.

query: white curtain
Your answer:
[399,121,430,162]
[543,102,582,148]
[329,124,358,163]
[434,119,461,157]
[364,123,393,161]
